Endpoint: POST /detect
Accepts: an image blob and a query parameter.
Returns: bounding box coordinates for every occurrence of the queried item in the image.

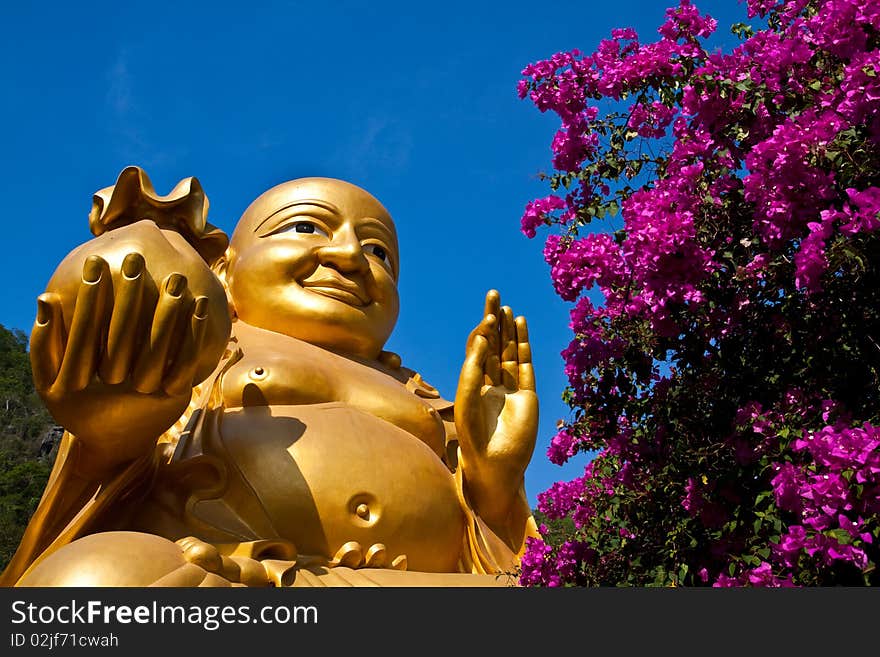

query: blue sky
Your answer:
[0,0,748,506]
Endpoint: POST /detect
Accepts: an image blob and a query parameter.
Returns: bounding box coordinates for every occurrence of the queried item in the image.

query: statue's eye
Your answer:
[293,221,329,236]
[274,221,328,237]
[366,244,389,264]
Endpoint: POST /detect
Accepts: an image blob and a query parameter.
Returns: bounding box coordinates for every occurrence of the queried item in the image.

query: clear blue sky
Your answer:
[0,0,747,507]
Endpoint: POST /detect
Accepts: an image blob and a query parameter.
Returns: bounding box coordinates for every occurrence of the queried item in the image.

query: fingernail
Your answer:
[122,252,145,278]
[36,297,50,324]
[83,256,104,283]
[166,273,186,297]
[194,296,209,319]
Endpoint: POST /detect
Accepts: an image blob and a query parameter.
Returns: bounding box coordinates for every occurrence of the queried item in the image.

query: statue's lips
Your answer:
[301,279,371,307]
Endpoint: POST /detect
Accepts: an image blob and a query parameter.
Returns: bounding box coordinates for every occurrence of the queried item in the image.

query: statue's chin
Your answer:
[234,313,391,363]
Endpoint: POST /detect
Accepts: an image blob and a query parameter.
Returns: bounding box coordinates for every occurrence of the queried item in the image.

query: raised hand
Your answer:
[454,289,538,532]
[30,253,213,472]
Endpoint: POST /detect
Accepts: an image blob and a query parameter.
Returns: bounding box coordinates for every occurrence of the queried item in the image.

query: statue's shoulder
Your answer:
[378,352,454,414]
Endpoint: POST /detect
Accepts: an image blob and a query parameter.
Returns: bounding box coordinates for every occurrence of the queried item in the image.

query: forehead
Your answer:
[234,178,397,236]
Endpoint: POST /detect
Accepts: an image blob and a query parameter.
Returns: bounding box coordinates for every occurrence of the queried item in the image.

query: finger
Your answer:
[500,306,518,389]
[455,334,489,451]
[99,252,146,385]
[132,272,189,394]
[482,290,502,384]
[483,289,501,322]
[515,315,536,392]
[459,333,490,397]
[470,314,501,386]
[54,256,112,392]
[163,296,209,397]
[30,293,65,391]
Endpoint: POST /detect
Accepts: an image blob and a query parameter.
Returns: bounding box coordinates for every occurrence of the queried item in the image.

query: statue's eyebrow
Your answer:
[253,199,341,233]
[358,217,396,242]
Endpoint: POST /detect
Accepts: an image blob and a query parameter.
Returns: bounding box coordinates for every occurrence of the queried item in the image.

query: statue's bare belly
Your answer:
[217,403,465,573]
[129,325,466,573]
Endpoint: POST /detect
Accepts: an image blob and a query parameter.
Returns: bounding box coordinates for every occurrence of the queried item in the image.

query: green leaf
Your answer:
[830,528,852,545]
[678,563,689,582]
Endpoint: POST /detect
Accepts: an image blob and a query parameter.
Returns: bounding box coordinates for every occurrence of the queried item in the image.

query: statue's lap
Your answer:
[16,532,512,587]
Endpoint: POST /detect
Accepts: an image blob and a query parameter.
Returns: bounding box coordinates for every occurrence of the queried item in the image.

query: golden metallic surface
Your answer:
[1,167,539,588]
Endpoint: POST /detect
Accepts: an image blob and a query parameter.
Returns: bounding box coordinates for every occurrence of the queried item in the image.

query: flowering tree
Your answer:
[518,0,880,586]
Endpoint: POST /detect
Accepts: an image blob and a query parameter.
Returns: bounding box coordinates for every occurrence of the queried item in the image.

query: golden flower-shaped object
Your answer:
[88,165,228,264]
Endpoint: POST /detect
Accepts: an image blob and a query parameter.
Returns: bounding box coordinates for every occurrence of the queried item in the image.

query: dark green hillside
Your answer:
[0,325,55,571]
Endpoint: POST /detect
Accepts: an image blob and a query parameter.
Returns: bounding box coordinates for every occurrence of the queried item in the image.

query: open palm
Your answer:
[454,290,538,530]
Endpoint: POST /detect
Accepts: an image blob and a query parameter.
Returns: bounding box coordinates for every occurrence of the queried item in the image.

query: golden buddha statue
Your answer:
[1,166,539,587]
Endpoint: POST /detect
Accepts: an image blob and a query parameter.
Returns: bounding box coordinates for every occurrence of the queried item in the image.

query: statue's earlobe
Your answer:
[211,254,237,320]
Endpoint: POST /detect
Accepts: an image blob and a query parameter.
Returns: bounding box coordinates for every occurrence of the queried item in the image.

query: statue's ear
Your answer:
[211,253,228,283]
[211,254,236,319]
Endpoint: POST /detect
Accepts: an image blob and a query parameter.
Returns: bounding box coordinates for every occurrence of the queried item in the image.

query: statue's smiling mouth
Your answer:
[301,276,371,307]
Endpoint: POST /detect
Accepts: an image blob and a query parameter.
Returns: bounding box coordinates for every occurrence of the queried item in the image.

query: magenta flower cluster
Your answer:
[772,423,880,567]
[701,397,880,586]
[517,0,880,587]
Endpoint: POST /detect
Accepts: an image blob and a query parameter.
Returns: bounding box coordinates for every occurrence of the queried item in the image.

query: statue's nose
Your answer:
[316,228,368,273]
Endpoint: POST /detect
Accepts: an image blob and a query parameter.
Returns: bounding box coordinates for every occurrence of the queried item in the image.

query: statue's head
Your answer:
[221,177,400,360]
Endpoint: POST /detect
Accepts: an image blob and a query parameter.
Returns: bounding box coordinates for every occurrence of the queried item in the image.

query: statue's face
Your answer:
[225,178,400,360]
